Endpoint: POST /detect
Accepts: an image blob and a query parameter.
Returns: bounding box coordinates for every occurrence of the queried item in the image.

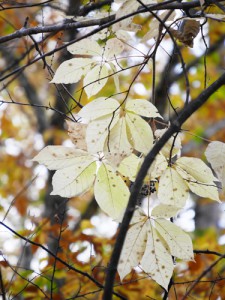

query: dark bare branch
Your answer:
[103,71,225,300]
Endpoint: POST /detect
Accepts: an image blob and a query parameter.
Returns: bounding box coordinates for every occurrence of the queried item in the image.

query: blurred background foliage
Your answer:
[0,0,225,299]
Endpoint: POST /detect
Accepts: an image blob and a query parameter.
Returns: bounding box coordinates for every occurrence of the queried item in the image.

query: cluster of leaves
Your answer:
[32,1,225,291]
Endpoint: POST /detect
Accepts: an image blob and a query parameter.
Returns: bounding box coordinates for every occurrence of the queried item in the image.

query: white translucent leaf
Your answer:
[113,17,142,33]
[125,112,153,154]
[104,38,124,60]
[104,117,133,167]
[205,141,225,168]
[32,146,92,170]
[78,97,120,121]
[175,167,220,201]
[147,153,168,180]
[130,207,147,224]
[66,121,87,151]
[155,219,194,261]
[158,168,189,207]
[118,220,148,280]
[94,163,130,219]
[115,30,133,41]
[205,141,225,186]
[118,154,141,182]
[115,0,139,19]
[110,63,120,92]
[142,28,159,42]
[155,129,182,158]
[176,157,217,183]
[142,0,157,4]
[187,180,220,202]
[151,204,181,219]
[205,14,225,20]
[113,0,141,33]
[67,38,102,56]
[141,224,174,291]
[86,114,119,154]
[51,161,96,197]
[142,18,160,42]
[92,28,111,41]
[125,99,162,118]
[84,64,109,98]
[51,58,93,84]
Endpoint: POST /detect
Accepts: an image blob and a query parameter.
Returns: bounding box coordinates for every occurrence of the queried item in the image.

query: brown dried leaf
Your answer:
[67,121,87,151]
[170,20,200,48]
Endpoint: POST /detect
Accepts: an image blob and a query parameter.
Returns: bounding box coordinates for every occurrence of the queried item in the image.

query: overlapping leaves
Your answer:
[32,4,225,291]
[118,206,194,290]
[119,151,220,208]
[51,37,124,98]
[78,97,161,166]
[33,146,129,219]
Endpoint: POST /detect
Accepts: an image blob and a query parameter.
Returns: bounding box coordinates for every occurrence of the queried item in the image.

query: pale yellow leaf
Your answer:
[126,99,162,118]
[104,38,124,60]
[158,168,189,207]
[141,224,174,291]
[147,153,168,180]
[110,63,120,92]
[78,97,120,121]
[151,204,181,219]
[187,180,220,202]
[104,117,133,167]
[115,0,139,20]
[155,219,194,261]
[67,38,102,56]
[94,163,130,219]
[66,121,87,151]
[86,114,119,154]
[125,112,153,154]
[51,58,93,84]
[155,129,182,158]
[115,29,133,41]
[131,207,148,224]
[176,167,220,202]
[118,154,141,182]
[32,146,92,170]
[51,161,96,197]
[205,13,225,20]
[84,64,109,98]
[176,157,217,183]
[118,220,148,280]
[205,141,225,187]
